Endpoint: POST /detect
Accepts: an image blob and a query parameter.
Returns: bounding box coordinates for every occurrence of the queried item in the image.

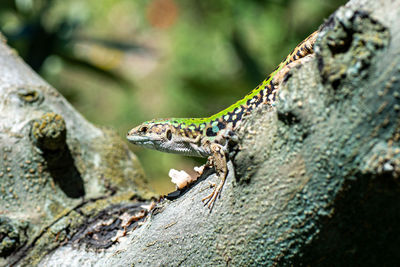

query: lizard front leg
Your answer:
[202,143,228,209]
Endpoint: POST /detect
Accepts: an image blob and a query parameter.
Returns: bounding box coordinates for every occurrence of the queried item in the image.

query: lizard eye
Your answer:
[139,126,148,133]
[166,129,172,140]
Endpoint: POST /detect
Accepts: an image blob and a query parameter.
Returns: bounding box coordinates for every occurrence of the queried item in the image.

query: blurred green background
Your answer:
[0,0,346,194]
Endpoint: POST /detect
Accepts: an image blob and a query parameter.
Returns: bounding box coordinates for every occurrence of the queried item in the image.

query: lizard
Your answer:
[127,30,319,209]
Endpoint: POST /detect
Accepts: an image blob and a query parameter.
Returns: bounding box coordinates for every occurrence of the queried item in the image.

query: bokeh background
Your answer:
[0,0,346,194]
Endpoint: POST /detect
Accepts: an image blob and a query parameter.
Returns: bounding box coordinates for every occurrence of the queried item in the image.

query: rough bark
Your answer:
[0,24,152,267]
[1,0,400,266]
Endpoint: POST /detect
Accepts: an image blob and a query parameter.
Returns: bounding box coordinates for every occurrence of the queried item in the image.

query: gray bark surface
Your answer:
[0,22,152,267]
[1,0,400,266]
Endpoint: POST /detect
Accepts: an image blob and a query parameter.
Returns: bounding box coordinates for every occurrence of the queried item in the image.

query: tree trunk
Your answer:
[1,0,400,265]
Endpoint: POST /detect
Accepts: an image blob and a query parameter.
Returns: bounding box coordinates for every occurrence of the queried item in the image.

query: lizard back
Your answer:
[143,30,318,140]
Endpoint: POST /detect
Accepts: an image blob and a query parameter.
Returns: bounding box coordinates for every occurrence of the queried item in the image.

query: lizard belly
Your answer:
[161,141,210,158]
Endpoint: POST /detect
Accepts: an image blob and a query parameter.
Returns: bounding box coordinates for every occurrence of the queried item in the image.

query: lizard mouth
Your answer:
[126,135,151,144]
[127,135,157,149]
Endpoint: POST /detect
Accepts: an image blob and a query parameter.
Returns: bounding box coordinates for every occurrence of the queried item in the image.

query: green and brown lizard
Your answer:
[127,30,318,208]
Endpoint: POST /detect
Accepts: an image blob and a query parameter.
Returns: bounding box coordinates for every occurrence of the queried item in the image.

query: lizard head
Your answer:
[127,119,209,157]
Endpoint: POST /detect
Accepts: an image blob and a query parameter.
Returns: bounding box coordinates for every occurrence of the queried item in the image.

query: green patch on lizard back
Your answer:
[143,65,282,138]
[141,34,316,137]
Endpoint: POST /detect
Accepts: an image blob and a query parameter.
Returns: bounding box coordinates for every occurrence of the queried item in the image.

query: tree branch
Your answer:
[1,0,399,266]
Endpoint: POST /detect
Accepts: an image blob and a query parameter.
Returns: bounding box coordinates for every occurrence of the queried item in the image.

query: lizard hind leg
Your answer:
[202,143,228,209]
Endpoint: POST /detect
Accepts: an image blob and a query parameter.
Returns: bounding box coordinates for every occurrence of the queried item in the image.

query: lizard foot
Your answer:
[202,179,224,209]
